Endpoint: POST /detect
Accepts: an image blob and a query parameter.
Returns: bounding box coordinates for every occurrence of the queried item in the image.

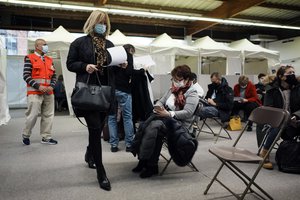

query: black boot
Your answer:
[139,165,158,178]
[132,160,146,173]
[85,146,96,169]
[97,165,111,191]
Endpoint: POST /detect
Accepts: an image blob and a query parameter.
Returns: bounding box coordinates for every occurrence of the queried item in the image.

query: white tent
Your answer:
[0,40,11,125]
[28,26,76,50]
[192,36,241,75]
[108,29,150,56]
[149,33,198,74]
[229,39,280,74]
[27,26,77,115]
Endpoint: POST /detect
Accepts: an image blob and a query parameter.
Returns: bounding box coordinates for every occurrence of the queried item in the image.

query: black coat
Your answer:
[66,35,117,114]
[205,77,234,122]
[264,80,300,113]
[66,35,115,86]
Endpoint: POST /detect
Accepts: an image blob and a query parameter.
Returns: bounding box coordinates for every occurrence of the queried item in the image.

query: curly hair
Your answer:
[171,65,191,80]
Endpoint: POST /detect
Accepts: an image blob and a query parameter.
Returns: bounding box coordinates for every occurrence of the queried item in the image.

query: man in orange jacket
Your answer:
[22,39,57,145]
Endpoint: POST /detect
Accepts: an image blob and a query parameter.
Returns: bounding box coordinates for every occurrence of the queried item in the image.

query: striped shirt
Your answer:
[23,52,56,90]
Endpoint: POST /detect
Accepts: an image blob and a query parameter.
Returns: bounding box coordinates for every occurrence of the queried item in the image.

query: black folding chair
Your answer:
[196,117,232,143]
[203,106,289,200]
[160,138,199,176]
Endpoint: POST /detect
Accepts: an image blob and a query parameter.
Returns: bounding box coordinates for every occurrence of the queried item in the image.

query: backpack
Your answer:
[275,137,300,174]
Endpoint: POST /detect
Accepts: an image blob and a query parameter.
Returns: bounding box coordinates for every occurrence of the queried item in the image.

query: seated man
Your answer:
[232,75,261,131]
[255,73,266,102]
[197,72,234,125]
[131,65,199,178]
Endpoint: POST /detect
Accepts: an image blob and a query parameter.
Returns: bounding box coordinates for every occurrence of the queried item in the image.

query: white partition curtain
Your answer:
[0,48,11,125]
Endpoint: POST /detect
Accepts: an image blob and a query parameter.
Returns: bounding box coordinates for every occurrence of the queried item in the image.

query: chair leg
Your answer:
[204,162,226,195]
[160,157,173,176]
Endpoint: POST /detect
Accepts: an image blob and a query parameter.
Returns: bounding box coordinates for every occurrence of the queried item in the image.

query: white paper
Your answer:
[133,55,156,70]
[107,46,127,66]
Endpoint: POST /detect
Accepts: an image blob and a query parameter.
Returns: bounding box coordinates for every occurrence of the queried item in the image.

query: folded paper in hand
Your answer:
[107,46,127,66]
[133,55,156,70]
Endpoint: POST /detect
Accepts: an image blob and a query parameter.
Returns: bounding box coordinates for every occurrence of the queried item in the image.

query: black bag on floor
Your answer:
[275,137,300,174]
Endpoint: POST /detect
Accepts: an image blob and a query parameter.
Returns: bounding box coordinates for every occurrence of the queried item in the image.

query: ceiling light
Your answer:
[1,0,300,31]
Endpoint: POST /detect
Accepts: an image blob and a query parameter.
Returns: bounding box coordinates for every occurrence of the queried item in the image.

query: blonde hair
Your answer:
[83,10,111,36]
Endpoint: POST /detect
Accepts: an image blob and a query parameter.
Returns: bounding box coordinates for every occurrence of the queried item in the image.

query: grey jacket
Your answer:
[155,86,199,128]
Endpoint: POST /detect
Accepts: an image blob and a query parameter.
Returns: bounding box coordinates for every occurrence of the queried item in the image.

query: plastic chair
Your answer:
[203,106,289,200]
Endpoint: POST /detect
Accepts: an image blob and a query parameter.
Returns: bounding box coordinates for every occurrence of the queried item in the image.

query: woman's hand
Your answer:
[86,64,98,74]
[120,61,128,69]
[155,107,171,117]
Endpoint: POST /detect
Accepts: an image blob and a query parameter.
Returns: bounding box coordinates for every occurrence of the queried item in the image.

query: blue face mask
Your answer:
[42,45,48,54]
[94,24,106,35]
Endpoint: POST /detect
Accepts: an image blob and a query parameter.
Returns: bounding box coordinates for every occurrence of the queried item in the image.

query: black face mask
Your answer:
[285,74,298,86]
[211,82,219,88]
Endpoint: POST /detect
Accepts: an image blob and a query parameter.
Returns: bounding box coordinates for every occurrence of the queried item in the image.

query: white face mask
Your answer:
[240,84,247,89]
[173,80,185,88]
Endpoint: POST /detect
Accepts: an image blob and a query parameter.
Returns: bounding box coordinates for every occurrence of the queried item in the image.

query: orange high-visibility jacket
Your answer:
[26,53,55,95]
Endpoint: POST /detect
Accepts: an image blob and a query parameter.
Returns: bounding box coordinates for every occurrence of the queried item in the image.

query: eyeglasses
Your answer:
[171,77,184,83]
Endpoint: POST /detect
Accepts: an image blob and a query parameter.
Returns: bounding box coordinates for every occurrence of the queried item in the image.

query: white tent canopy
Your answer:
[150,33,197,56]
[149,33,198,74]
[108,29,150,56]
[28,26,76,50]
[192,36,240,57]
[0,40,11,125]
[192,36,241,75]
[229,39,280,74]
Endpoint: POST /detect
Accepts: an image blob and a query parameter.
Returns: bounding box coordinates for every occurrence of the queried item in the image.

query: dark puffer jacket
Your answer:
[205,77,234,122]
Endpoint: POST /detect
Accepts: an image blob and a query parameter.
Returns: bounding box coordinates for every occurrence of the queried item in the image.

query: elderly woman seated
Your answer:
[131,65,199,178]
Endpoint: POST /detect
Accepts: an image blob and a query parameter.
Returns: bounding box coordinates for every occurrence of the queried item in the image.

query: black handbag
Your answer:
[276,137,300,174]
[71,73,112,112]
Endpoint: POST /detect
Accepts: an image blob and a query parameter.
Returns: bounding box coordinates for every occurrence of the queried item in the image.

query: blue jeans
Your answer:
[197,106,219,119]
[108,90,134,148]
[263,127,279,150]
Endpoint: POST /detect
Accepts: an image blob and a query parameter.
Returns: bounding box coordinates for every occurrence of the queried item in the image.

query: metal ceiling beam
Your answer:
[186,0,265,36]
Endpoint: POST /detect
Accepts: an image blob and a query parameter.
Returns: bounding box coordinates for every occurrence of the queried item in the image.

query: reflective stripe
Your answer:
[33,79,51,84]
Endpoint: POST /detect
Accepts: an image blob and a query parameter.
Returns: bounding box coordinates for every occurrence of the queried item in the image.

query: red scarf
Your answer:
[171,82,192,110]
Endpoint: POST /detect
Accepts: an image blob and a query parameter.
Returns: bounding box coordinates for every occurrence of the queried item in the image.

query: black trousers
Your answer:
[147,135,164,167]
[232,101,259,126]
[83,111,106,168]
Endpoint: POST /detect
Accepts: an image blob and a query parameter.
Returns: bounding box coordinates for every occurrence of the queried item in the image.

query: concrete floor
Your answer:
[0,109,299,200]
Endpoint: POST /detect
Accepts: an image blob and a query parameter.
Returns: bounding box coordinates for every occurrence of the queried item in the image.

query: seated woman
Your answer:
[259,65,300,170]
[131,65,199,178]
[232,75,262,131]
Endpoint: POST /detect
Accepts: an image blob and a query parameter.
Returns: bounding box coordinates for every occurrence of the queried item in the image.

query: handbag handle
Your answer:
[86,72,103,87]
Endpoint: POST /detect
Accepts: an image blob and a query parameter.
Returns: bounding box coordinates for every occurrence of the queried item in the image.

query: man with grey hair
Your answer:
[22,39,57,145]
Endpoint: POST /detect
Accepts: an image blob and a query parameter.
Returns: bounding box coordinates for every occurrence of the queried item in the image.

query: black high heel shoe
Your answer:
[85,147,96,169]
[97,166,111,191]
[132,160,146,173]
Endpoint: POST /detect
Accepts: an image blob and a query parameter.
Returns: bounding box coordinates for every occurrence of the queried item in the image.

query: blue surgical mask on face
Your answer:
[42,45,48,54]
[94,24,106,35]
